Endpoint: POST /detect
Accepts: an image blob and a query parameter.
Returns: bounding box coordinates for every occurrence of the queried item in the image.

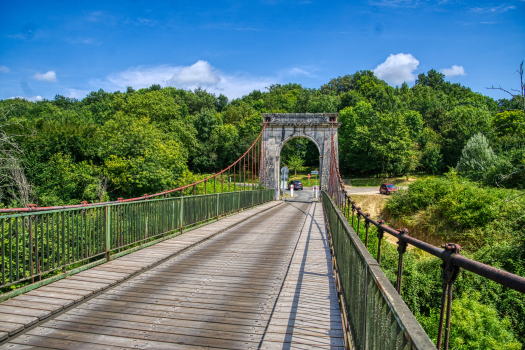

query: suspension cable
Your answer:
[1,120,269,213]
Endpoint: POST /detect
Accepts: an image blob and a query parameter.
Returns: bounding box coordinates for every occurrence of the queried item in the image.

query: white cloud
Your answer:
[373,53,419,85]
[441,65,466,77]
[167,61,220,87]
[93,61,277,99]
[9,95,43,102]
[280,67,316,78]
[370,0,422,7]
[68,37,102,45]
[471,4,516,13]
[67,89,90,99]
[0,66,9,73]
[33,71,57,82]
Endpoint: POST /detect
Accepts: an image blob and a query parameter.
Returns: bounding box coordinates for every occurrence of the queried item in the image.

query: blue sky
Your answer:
[1,0,524,102]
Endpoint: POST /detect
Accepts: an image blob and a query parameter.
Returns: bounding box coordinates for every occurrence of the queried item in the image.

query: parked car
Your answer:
[379,183,398,195]
[288,180,303,190]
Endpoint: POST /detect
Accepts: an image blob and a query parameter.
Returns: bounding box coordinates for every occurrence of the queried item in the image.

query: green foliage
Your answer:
[493,111,525,137]
[345,192,524,348]
[456,133,498,181]
[379,175,525,345]
[419,293,522,350]
[385,172,525,243]
[338,102,416,177]
[98,113,189,197]
[1,65,523,206]
[287,155,306,176]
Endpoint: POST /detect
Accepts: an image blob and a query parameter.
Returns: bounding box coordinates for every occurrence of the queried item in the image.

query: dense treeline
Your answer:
[1,68,523,208]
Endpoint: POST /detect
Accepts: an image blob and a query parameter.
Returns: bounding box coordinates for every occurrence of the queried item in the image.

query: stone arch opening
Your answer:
[261,113,340,199]
[277,136,321,189]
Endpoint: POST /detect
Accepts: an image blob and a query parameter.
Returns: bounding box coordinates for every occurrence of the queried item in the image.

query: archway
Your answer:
[261,113,340,199]
[278,136,320,190]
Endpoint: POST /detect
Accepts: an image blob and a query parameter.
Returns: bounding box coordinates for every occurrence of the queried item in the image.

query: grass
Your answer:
[344,175,441,187]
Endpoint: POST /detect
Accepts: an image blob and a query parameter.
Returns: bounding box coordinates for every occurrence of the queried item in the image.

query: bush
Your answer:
[384,171,525,245]
[360,174,525,345]
[418,293,522,350]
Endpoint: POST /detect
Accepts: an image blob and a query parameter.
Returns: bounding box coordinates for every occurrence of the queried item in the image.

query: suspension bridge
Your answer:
[0,114,523,350]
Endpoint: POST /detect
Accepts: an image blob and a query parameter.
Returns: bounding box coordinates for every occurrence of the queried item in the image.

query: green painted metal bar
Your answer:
[0,190,273,294]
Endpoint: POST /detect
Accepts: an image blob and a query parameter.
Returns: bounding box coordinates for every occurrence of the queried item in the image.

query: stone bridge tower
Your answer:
[261,113,340,199]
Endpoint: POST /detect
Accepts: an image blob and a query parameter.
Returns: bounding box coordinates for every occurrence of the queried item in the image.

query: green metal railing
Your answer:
[0,189,273,294]
[322,191,435,350]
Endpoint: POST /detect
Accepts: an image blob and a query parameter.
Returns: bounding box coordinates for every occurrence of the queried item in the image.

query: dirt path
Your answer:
[347,194,400,246]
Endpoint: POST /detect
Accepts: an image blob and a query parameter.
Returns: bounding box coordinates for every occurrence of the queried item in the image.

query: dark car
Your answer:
[380,183,397,195]
[288,180,303,190]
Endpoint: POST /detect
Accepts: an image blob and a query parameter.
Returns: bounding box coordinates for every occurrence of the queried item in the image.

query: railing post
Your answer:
[216,192,220,220]
[437,243,462,350]
[396,228,408,294]
[61,211,66,273]
[351,202,356,227]
[180,189,184,234]
[356,208,361,237]
[362,266,369,350]
[105,205,111,262]
[376,219,385,265]
[364,213,370,247]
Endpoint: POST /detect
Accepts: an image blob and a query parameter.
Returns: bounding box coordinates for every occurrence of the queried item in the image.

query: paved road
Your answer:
[283,188,318,202]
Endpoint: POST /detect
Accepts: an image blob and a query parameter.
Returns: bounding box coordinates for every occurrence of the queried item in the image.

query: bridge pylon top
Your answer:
[262,113,340,126]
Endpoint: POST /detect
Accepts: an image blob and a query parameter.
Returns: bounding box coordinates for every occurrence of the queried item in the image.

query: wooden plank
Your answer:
[1,299,63,314]
[67,275,119,286]
[7,333,145,350]
[26,290,84,303]
[25,327,224,350]
[0,305,51,320]
[0,313,38,327]
[46,320,260,349]
[51,280,109,293]
[0,322,24,336]
[14,295,75,308]
[53,314,259,342]
[0,343,50,350]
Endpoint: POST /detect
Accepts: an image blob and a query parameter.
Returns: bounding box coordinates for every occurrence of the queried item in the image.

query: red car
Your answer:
[380,183,398,195]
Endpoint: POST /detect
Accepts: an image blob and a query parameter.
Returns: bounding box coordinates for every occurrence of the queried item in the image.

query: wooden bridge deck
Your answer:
[0,200,344,349]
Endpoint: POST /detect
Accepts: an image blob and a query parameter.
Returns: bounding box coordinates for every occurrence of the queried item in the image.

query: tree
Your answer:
[415,69,446,89]
[338,102,415,177]
[456,133,497,181]
[0,105,34,207]
[287,155,305,176]
[441,106,492,167]
[488,61,525,115]
[98,113,189,197]
[194,108,221,142]
[493,110,525,137]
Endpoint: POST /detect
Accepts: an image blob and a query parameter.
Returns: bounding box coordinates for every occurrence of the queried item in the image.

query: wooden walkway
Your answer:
[0,200,344,349]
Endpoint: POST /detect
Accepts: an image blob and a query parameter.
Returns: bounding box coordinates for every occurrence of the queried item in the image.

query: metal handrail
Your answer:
[326,121,525,350]
[322,191,436,349]
[0,189,274,294]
